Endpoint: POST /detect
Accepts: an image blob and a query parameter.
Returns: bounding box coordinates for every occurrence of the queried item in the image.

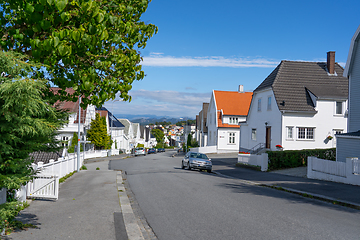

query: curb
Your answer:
[117,171,145,240]
[213,171,360,210]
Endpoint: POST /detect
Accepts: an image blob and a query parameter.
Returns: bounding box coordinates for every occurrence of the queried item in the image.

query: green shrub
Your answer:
[267,148,336,171]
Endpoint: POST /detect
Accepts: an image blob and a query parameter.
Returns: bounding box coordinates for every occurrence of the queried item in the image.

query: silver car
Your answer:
[181,152,212,173]
[135,147,146,156]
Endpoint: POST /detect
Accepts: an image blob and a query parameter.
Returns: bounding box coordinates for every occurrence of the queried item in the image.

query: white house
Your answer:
[197,103,209,147]
[119,119,135,153]
[207,87,253,152]
[240,52,348,152]
[95,107,125,152]
[337,25,360,162]
[52,88,96,150]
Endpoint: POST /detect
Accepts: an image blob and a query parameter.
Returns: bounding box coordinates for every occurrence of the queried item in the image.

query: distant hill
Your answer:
[114,114,194,126]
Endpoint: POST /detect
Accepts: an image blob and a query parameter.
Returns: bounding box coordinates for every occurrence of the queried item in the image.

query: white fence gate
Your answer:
[27,174,59,200]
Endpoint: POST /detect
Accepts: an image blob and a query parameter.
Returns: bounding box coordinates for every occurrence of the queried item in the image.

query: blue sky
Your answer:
[105,0,360,119]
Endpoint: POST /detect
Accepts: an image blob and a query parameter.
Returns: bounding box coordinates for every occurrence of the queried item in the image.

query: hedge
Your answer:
[267,148,336,171]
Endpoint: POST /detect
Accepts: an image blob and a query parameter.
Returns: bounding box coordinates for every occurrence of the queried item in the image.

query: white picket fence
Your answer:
[307,157,360,186]
[25,149,115,200]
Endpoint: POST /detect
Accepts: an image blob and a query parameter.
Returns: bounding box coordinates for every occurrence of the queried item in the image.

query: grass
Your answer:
[96,167,100,170]
[59,171,76,183]
[80,165,87,170]
[1,201,37,236]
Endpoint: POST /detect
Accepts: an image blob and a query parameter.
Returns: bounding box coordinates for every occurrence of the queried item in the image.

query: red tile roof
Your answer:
[214,90,253,128]
[50,87,87,124]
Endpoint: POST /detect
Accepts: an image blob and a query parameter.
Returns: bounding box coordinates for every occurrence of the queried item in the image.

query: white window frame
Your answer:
[286,126,293,140]
[228,132,236,144]
[297,127,315,140]
[335,101,343,115]
[267,96,271,110]
[258,98,262,112]
[251,129,257,141]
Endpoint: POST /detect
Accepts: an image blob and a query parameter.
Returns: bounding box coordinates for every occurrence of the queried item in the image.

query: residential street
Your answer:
[110,150,360,240]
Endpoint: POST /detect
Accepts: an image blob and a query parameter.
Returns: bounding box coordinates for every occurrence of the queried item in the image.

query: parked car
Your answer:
[147,148,156,154]
[181,152,212,173]
[157,148,165,152]
[135,147,146,156]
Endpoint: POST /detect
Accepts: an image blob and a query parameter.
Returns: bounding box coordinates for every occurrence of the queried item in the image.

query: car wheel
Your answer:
[207,169,212,173]
[181,161,185,169]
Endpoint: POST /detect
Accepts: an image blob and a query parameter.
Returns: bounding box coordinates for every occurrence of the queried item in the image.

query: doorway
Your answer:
[266,127,271,149]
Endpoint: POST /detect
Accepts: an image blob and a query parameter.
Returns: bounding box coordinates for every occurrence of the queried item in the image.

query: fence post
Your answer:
[307,156,314,179]
[260,153,268,172]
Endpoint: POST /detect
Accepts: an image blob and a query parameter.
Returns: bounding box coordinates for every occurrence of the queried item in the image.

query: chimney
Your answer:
[238,85,244,93]
[327,51,335,74]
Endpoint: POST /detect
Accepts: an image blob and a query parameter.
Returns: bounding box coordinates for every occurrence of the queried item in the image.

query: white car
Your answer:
[135,147,146,156]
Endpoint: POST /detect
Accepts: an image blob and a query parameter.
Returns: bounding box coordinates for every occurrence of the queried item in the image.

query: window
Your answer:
[336,101,343,115]
[258,99,261,111]
[251,129,257,141]
[267,97,271,110]
[229,117,232,124]
[297,127,315,140]
[229,132,235,144]
[287,127,293,139]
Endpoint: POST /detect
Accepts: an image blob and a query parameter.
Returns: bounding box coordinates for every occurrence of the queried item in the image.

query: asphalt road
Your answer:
[110,151,360,240]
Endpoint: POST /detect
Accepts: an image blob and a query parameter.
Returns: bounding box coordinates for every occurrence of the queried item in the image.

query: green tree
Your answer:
[0,0,158,107]
[187,133,192,149]
[87,113,112,150]
[68,132,83,153]
[151,129,164,148]
[0,51,68,198]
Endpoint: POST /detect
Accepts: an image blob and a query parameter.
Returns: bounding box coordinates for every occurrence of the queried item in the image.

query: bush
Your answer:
[267,148,336,171]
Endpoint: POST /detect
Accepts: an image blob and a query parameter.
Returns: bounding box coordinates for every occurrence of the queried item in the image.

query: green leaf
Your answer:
[55,0,68,12]
[97,13,104,23]
[58,44,68,56]
[53,36,60,47]
[47,0,54,5]
[40,0,47,5]
[25,3,35,13]
[88,25,96,35]
[40,20,51,30]
[72,31,81,42]
[99,30,108,40]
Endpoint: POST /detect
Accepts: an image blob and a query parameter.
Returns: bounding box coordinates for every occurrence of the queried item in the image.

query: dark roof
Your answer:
[254,61,348,112]
[338,130,360,137]
[29,151,63,164]
[96,107,125,128]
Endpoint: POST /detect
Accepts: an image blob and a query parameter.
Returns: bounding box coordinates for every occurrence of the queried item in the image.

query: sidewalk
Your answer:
[3,158,141,240]
[212,156,360,209]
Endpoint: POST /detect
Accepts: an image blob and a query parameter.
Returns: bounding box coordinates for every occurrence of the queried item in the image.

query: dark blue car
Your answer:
[147,148,156,154]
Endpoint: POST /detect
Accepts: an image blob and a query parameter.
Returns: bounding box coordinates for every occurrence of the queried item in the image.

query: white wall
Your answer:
[240,89,282,151]
[217,128,240,151]
[282,100,347,150]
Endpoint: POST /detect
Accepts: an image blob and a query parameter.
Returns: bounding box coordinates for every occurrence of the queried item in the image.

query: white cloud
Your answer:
[130,89,210,106]
[142,55,279,68]
[105,90,211,118]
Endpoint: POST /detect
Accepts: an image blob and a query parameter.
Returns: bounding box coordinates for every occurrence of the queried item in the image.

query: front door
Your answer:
[266,127,271,149]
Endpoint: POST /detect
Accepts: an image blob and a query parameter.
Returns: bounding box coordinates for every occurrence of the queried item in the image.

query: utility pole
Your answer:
[77,96,81,172]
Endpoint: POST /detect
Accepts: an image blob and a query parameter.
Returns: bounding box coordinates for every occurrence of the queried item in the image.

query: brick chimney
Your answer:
[327,51,335,74]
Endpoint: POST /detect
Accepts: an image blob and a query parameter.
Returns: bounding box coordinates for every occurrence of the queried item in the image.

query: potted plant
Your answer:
[327,135,333,140]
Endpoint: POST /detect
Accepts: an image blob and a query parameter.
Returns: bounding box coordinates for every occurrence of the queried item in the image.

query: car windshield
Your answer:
[189,153,208,159]
[136,148,143,150]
